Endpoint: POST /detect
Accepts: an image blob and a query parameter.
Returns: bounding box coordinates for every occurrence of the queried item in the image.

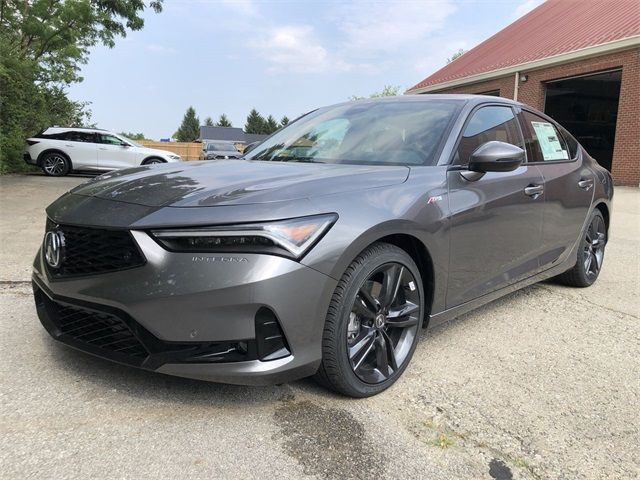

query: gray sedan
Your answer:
[32,95,612,397]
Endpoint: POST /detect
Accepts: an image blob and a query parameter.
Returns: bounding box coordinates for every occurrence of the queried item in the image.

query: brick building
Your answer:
[407,0,640,186]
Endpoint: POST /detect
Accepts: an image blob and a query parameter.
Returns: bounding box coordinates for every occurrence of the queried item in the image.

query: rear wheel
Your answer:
[41,152,70,176]
[315,243,424,397]
[556,209,607,287]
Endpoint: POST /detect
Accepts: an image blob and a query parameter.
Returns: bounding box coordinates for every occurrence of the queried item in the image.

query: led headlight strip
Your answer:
[150,213,338,259]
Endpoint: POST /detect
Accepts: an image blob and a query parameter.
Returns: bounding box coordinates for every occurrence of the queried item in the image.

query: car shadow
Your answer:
[44,337,303,406]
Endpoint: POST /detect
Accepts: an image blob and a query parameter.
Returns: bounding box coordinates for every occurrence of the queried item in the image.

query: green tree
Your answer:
[244,109,267,134]
[447,49,467,64]
[204,117,214,126]
[0,0,163,173]
[265,115,279,134]
[119,132,147,140]
[280,116,290,127]
[350,85,401,101]
[217,114,232,127]
[174,106,200,142]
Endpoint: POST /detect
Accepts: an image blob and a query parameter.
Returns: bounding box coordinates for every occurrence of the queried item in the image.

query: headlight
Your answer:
[150,214,338,259]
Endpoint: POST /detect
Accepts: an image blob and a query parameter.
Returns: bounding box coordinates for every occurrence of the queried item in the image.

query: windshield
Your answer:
[244,100,462,166]
[119,135,142,147]
[207,142,237,152]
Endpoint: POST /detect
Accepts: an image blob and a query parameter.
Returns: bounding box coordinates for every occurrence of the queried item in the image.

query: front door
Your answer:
[446,105,545,308]
[517,110,594,269]
[97,134,138,170]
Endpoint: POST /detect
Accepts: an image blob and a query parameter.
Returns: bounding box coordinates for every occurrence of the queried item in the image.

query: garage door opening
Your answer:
[544,69,622,172]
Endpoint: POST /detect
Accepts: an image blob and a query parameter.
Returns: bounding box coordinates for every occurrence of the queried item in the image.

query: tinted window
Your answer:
[456,106,522,164]
[560,127,579,159]
[207,143,238,152]
[519,111,569,162]
[244,100,462,166]
[62,131,96,143]
[100,134,124,145]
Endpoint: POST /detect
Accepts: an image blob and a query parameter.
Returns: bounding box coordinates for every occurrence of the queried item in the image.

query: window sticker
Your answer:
[531,121,569,160]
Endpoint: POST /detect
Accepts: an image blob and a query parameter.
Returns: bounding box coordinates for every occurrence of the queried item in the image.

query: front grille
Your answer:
[46,220,145,278]
[54,303,149,359]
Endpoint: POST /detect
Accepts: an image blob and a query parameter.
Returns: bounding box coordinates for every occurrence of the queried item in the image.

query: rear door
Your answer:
[59,131,98,169]
[446,105,545,308]
[517,110,594,270]
[97,134,139,169]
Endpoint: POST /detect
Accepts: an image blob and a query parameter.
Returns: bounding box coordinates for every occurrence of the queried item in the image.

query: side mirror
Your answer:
[468,141,524,173]
[120,142,130,147]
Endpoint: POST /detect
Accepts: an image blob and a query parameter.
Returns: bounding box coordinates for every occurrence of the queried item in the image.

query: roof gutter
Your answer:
[407,35,640,94]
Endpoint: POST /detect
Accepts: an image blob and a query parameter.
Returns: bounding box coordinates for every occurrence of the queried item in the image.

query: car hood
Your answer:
[69,160,410,207]
[143,147,177,158]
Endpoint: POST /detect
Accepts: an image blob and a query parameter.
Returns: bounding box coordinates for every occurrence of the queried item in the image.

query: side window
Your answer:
[518,111,570,162]
[560,127,579,159]
[456,106,522,164]
[61,131,95,143]
[100,134,124,145]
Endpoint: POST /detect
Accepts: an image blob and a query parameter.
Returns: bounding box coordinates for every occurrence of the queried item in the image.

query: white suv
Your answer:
[24,127,183,176]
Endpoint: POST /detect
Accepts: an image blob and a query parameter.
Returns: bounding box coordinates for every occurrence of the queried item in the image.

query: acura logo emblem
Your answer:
[44,230,65,269]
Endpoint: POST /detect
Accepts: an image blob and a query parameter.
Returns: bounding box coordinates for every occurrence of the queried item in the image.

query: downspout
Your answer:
[513,71,519,101]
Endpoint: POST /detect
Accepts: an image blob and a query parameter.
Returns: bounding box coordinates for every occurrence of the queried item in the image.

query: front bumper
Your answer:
[33,230,337,385]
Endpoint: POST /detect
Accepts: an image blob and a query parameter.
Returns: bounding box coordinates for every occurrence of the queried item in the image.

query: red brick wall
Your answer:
[427,48,640,186]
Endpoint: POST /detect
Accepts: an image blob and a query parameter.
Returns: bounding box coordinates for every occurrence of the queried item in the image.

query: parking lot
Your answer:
[1,173,638,480]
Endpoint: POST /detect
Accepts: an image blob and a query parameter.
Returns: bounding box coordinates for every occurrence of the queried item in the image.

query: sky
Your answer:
[69,0,544,140]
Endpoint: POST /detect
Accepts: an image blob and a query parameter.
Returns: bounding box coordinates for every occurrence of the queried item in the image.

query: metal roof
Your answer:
[407,0,640,93]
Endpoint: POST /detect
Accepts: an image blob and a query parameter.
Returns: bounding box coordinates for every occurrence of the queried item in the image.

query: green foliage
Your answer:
[217,114,232,127]
[0,0,163,173]
[350,84,401,101]
[447,49,467,64]
[118,132,147,141]
[244,109,267,134]
[280,116,290,127]
[174,106,200,142]
[204,117,214,127]
[265,115,279,134]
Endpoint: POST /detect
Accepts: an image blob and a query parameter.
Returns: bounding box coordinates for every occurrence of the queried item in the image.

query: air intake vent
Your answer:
[255,307,291,361]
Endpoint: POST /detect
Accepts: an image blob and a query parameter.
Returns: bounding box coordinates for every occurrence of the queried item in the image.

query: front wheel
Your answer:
[556,209,607,287]
[315,243,424,397]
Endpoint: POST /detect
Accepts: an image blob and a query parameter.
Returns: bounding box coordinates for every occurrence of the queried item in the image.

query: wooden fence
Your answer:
[139,141,203,161]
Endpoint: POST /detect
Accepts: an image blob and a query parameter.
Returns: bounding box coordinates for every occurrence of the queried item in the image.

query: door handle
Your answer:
[578,179,593,191]
[99,147,107,150]
[524,185,544,198]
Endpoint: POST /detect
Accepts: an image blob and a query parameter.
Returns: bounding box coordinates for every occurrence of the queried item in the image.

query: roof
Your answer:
[408,0,640,93]
[200,126,268,144]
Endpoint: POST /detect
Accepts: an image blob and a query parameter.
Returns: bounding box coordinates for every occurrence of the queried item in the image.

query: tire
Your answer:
[142,157,164,165]
[41,152,71,177]
[555,209,607,287]
[315,243,424,397]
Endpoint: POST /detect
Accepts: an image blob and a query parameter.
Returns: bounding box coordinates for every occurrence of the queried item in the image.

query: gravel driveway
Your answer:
[1,173,638,480]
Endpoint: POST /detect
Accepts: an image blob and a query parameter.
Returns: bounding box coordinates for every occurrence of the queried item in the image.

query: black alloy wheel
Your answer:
[316,243,424,397]
[556,209,607,287]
